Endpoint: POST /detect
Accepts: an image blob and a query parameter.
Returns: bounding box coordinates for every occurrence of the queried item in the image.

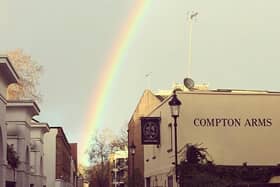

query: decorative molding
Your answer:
[7,100,40,115]
[0,94,7,104]
[0,56,19,84]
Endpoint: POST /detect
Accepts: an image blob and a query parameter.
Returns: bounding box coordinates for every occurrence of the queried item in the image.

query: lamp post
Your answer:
[130,142,136,187]
[168,90,182,183]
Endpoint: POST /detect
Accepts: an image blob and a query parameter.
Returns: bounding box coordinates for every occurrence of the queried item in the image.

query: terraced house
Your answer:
[0,55,82,187]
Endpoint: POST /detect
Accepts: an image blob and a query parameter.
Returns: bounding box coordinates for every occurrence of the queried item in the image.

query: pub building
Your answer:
[129,83,280,187]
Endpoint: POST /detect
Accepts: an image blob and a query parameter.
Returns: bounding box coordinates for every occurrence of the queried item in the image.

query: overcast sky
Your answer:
[1,0,280,161]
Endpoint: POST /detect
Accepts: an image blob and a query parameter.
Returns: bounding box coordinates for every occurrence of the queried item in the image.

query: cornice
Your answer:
[0,56,19,84]
[31,122,50,134]
[0,94,7,104]
[7,100,40,116]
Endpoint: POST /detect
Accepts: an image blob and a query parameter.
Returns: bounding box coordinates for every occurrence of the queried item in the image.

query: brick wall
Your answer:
[70,143,78,171]
[55,128,71,182]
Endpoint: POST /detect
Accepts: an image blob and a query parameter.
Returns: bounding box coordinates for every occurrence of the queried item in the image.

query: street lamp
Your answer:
[168,90,182,183]
[130,142,136,187]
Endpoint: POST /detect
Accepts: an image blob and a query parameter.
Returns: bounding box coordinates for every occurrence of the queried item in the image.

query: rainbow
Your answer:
[80,0,151,165]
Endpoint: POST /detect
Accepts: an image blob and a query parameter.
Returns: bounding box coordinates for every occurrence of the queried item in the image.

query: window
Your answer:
[168,175,173,187]
[146,177,151,187]
[167,123,173,153]
[6,181,16,187]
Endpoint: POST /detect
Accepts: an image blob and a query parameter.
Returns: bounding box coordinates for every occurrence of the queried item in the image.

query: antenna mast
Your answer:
[187,11,198,78]
[145,72,152,90]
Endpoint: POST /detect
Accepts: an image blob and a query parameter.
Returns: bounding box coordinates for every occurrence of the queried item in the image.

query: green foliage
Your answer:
[109,127,128,152]
[179,143,280,186]
[179,162,280,186]
[7,144,19,169]
[86,127,128,187]
[186,144,211,164]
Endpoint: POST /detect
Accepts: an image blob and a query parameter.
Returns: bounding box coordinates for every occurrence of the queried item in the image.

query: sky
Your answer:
[1,0,280,164]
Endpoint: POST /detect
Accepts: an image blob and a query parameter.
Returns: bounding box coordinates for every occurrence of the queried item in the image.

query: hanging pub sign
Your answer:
[141,117,161,145]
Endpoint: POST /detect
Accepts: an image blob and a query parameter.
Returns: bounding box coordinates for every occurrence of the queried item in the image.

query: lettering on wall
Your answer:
[193,118,272,127]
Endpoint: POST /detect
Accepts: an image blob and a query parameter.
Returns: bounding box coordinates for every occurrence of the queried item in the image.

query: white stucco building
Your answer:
[0,55,50,187]
[30,120,50,187]
[0,55,84,187]
[6,100,50,187]
[0,56,19,187]
[143,87,280,186]
[109,149,128,187]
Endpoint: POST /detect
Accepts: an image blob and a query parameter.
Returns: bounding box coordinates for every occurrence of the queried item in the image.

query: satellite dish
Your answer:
[184,78,195,89]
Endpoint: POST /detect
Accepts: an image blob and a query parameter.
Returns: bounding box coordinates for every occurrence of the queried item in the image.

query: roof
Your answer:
[185,89,280,95]
[147,88,280,117]
[50,126,71,151]
[128,89,165,127]
[155,95,168,101]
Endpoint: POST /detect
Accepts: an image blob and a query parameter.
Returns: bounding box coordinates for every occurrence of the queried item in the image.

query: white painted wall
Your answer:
[30,124,49,186]
[0,55,19,186]
[44,128,58,187]
[0,60,12,186]
[0,97,7,187]
[6,111,32,187]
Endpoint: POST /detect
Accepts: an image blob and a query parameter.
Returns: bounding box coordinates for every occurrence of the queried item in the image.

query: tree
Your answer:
[186,143,212,164]
[7,144,19,169]
[88,129,114,165]
[109,126,128,151]
[7,49,43,102]
[87,129,114,187]
[86,163,110,187]
[86,127,128,187]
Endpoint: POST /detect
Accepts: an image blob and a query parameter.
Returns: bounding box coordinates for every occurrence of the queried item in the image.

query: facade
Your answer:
[0,56,83,187]
[0,87,6,187]
[70,143,78,187]
[6,100,41,187]
[7,102,50,187]
[0,55,50,187]
[0,56,19,187]
[109,150,128,187]
[30,120,50,187]
[143,88,280,186]
[44,127,75,187]
[77,165,89,187]
[127,90,165,186]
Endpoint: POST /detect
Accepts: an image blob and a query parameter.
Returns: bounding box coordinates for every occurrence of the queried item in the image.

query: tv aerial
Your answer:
[145,72,152,89]
[184,11,198,90]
